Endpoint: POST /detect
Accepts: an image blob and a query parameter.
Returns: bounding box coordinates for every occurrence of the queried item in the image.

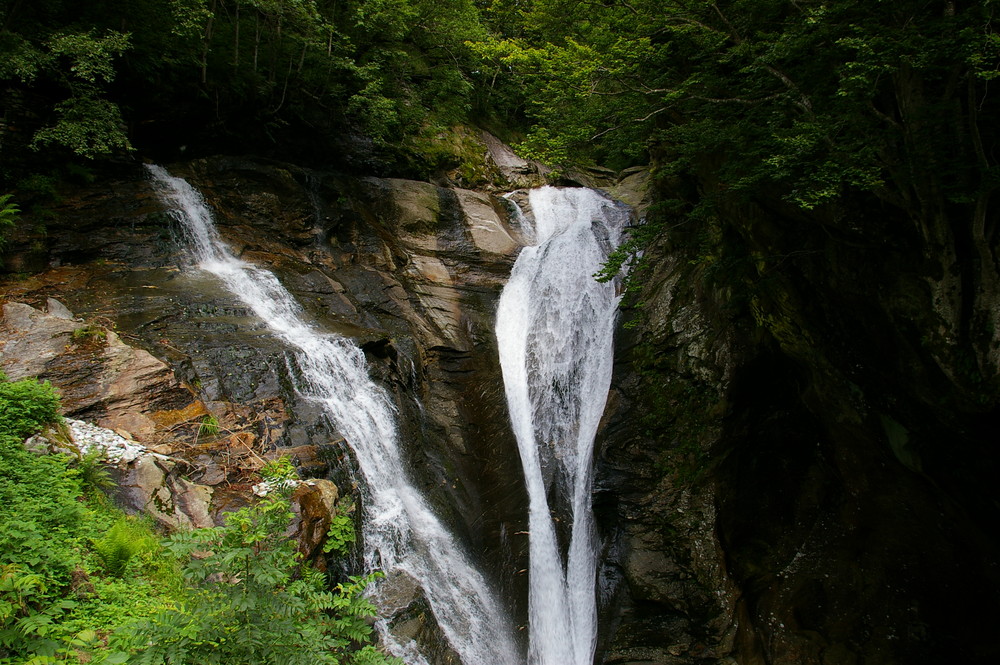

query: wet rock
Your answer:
[608,167,653,216]
[372,570,463,665]
[114,453,215,530]
[289,478,340,564]
[46,297,75,320]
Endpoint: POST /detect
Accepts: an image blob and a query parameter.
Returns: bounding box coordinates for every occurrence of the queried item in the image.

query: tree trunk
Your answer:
[233,1,240,70]
[200,0,218,85]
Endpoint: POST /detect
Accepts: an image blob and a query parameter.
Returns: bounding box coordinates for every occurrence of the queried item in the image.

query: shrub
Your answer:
[113,490,398,665]
[0,373,61,439]
[324,508,357,556]
[0,376,82,662]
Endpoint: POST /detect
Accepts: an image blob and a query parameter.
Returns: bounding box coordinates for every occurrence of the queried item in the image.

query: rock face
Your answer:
[0,301,206,442]
[595,175,1000,665]
[4,302,342,539]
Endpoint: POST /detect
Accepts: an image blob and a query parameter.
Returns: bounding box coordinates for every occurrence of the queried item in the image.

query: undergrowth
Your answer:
[1,373,396,665]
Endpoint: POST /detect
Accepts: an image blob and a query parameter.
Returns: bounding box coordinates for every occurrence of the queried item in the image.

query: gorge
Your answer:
[4,143,998,665]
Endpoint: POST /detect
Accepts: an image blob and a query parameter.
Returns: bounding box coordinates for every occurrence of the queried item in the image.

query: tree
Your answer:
[472,0,1000,205]
[0,7,133,159]
[477,2,1000,305]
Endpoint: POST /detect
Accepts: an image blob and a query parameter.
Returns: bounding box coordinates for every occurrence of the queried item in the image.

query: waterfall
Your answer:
[145,165,519,665]
[496,186,628,665]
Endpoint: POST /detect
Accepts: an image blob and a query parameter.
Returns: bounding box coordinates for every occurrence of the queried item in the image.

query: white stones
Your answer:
[251,477,300,497]
[65,417,149,465]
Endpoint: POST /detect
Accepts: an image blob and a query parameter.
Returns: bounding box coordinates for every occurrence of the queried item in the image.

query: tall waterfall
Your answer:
[496,187,628,665]
[146,165,519,665]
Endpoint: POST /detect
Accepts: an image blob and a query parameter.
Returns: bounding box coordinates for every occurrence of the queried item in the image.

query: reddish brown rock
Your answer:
[0,301,207,443]
[289,479,341,565]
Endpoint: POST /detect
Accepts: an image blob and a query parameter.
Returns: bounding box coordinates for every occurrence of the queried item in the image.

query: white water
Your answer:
[146,165,519,665]
[496,187,627,665]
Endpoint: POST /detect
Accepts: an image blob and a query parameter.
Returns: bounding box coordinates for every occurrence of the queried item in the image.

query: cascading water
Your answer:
[145,165,519,665]
[496,186,628,665]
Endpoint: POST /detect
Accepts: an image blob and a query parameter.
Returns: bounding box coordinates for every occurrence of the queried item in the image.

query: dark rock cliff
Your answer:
[596,174,1000,664]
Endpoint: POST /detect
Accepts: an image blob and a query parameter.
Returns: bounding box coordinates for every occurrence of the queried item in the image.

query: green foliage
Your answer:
[0,374,61,440]
[260,455,298,481]
[0,376,81,663]
[0,562,79,664]
[0,11,133,164]
[0,377,392,665]
[0,0,494,180]
[196,414,220,439]
[114,492,397,665]
[92,519,160,579]
[0,195,19,233]
[472,0,1000,212]
[0,376,181,665]
[467,0,1000,317]
[70,324,106,343]
[46,31,131,85]
[324,508,357,556]
[0,195,19,258]
[73,448,114,500]
[31,95,133,159]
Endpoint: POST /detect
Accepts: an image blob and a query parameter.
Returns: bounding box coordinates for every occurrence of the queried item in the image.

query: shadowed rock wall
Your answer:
[595,178,1000,665]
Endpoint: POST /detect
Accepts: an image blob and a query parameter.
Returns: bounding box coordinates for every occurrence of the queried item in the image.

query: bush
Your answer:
[113,490,398,665]
[0,373,61,439]
[0,376,78,593]
[0,375,81,663]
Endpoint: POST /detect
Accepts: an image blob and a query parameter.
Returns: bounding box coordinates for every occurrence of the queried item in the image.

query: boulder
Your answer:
[25,417,216,530]
[289,478,340,564]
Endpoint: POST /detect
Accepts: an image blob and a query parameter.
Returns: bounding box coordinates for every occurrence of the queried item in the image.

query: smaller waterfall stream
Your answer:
[496,187,628,665]
[146,165,519,665]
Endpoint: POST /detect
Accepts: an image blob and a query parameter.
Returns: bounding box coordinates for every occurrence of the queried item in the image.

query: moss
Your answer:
[71,324,107,343]
[632,342,723,482]
[402,125,500,187]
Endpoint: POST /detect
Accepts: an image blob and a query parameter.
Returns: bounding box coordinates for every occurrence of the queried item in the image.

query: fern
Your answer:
[73,448,113,499]
[92,519,158,578]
